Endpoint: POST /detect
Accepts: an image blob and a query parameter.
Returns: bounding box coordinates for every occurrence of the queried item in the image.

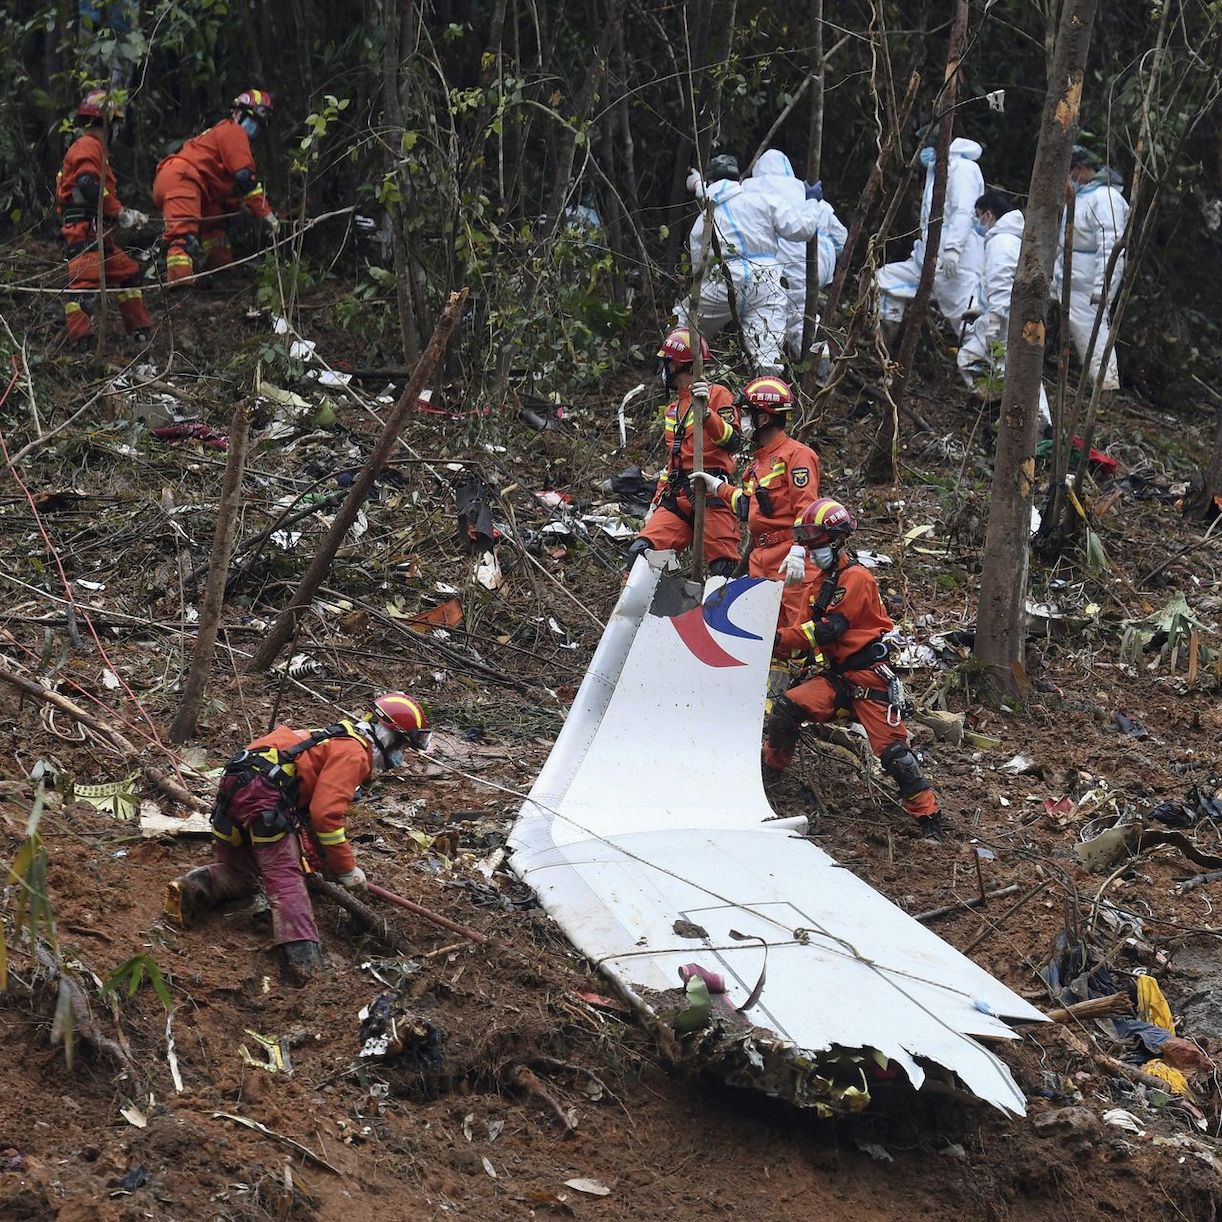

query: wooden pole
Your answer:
[169,402,250,742]
[686,199,716,584]
[248,288,468,673]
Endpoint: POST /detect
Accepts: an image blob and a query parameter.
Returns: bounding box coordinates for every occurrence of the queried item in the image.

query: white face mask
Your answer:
[811,545,836,570]
[369,722,405,772]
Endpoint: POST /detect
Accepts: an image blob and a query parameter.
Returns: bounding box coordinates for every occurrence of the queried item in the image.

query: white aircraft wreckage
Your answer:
[510,554,1046,1116]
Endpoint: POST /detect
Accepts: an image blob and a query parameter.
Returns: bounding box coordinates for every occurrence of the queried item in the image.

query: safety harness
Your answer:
[211,719,368,846]
[806,559,911,726]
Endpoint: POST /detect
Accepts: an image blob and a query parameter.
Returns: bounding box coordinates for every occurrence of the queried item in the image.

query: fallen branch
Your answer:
[248,288,469,672]
[1177,869,1222,894]
[913,884,1021,924]
[504,1062,577,1131]
[1092,1052,1199,1100]
[0,662,210,814]
[1043,993,1133,1024]
[306,876,417,955]
[213,1112,342,1175]
[367,881,491,946]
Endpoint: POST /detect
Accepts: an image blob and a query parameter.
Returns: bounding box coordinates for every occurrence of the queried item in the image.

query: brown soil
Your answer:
[1,272,1220,1219]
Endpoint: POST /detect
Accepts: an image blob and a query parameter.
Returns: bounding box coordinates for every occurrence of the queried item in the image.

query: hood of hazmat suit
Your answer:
[980,209,1024,316]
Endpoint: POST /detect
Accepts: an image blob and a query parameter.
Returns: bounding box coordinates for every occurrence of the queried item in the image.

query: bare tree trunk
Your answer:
[688,201,716,584]
[867,0,969,483]
[169,402,250,742]
[799,0,825,361]
[248,290,469,673]
[974,0,1101,699]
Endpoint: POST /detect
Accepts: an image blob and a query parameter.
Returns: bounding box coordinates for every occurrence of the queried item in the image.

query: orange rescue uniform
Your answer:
[153,118,273,284]
[714,429,821,630]
[766,553,937,819]
[245,725,372,876]
[635,383,742,569]
[55,130,152,341]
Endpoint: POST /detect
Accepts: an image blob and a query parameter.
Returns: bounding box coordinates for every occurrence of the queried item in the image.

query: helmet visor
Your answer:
[408,727,433,753]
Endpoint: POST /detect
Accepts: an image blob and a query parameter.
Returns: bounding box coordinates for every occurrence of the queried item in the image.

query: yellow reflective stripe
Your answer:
[166,254,193,267]
[250,829,289,844]
[800,622,818,648]
[315,828,347,846]
[708,412,732,445]
[246,184,266,199]
[64,301,83,315]
[728,487,745,515]
[116,289,141,303]
[212,825,242,846]
[757,459,788,489]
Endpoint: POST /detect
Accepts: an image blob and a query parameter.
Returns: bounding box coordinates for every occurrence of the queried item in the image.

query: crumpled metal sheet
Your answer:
[510,556,1045,1116]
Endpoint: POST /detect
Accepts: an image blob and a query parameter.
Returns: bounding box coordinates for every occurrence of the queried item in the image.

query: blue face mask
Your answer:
[919,146,936,167]
[812,545,836,570]
[972,218,990,237]
[239,116,259,139]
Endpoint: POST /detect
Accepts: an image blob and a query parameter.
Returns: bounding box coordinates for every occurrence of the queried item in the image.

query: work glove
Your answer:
[686,168,703,195]
[805,180,823,201]
[938,248,960,278]
[337,866,368,892]
[778,544,807,587]
[265,211,281,235]
[690,379,710,405]
[118,207,149,228]
[642,505,656,526]
[690,471,726,496]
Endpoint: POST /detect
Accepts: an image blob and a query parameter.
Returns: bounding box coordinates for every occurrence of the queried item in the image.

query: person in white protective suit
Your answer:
[875,136,985,334]
[745,149,848,357]
[1054,146,1130,391]
[956,190,1050,426]
[676,154,839,373]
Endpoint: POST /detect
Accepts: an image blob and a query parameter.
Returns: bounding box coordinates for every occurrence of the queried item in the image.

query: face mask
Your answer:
[972,218,990,237]
[812,545,836,570]
[739,415,756,444]
[369,723,405,772]
[239,116,259,138]
[919,146,936,167]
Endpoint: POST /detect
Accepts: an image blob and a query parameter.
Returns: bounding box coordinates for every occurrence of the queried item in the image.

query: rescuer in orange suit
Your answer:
[55,90,154,345]
[152,89,279,286]
[164,693,431,980]
[763,498,943,840]
[690,374,821,636]
[625,328,742,577]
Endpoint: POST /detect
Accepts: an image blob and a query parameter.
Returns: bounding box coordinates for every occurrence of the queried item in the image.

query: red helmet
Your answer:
[740,375,795,416]
[657,327,710,366]
[233,89,274,121]
[794,497,856,546]
[77,89,123,122]
[371,692,431,751]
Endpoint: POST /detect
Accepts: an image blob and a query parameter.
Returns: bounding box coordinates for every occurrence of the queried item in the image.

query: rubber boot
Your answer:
[916,812,944,842]
[164,866,217,928]
[282,939,326,984]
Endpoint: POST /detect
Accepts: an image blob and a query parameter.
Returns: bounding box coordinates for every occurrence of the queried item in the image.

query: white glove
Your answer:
[337,866,368,892]
[265,212,281,235]
[690,471,726,496]
[686,168,703,194]
[778,544,807,587]
[690,379,710,404]
[642,505,656,526]
[118,207,149,228]
[938,248,960,277]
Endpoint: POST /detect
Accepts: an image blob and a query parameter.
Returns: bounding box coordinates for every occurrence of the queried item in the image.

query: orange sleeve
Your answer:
[219,123,273,219]
[703,384,739,451]
[307,738,371,874]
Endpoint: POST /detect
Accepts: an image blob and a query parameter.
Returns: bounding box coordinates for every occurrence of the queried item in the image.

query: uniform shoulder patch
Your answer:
[829,587,847,607]
[717,406,736,423]
[792,467,811,488]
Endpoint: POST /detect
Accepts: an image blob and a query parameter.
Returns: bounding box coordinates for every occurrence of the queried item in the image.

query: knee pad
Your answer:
[708,557,737,579]
[625,537,652,571]
[766,694,805,750]
[880,741,931,799]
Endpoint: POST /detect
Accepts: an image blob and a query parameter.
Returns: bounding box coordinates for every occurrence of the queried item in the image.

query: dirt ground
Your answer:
[1,264,1220,1219]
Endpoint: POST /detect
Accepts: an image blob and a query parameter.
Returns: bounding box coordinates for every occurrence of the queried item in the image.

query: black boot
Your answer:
[282,940,326,983]
[164,867,216,928]
[916,812,944,842]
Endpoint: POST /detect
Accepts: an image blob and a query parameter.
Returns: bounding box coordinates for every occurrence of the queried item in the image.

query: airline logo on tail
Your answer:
[670,577,765,668]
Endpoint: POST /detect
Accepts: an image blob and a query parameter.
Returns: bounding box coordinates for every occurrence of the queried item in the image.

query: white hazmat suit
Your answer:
[745,150,848,355]
[956,209,1050,425]
[678,172,838,372]
[1054,169,1129,390]
[876,138,985,331]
